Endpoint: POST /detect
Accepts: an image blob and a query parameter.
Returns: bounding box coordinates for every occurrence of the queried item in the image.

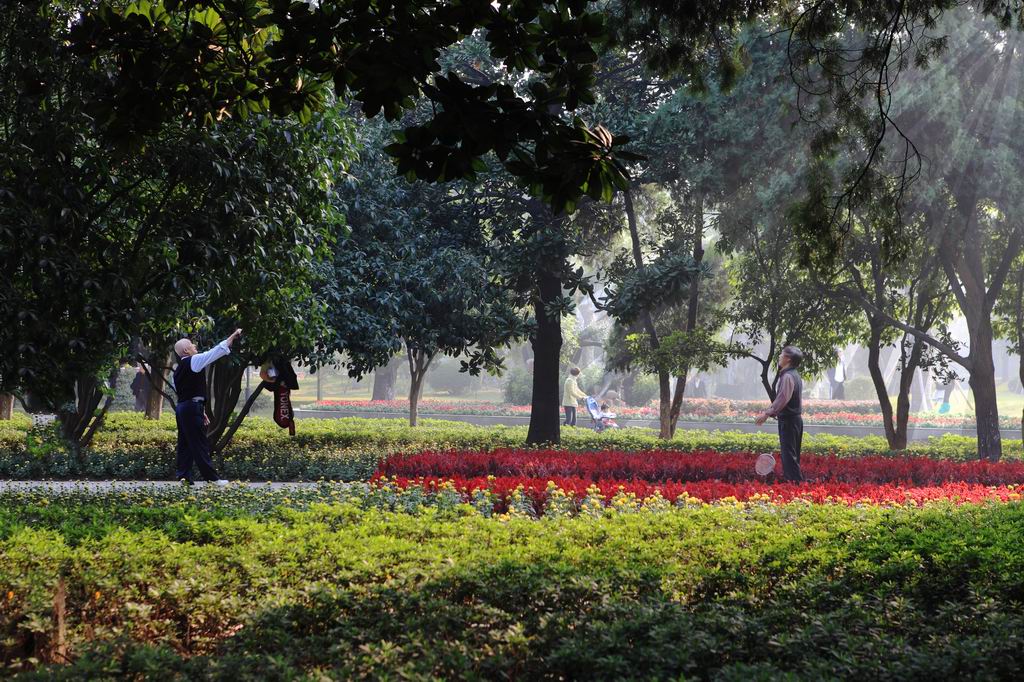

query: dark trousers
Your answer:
[564,406,577,426]
[175,400,219,482]
[777,415,804,482]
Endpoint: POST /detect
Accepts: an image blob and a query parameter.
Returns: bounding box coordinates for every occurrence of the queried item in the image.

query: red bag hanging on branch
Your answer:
[260,359,299,436]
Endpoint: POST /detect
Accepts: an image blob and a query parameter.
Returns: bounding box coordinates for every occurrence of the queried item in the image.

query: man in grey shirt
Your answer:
[755,346,804,482]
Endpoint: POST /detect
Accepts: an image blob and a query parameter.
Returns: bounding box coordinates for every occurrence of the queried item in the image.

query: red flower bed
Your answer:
[378,475,1021,511]
[376,449,1024,486]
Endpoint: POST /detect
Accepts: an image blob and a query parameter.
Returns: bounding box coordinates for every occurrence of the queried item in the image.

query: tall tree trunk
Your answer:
[57,368,118,454]
[206,361,245,452]
[372,356,401,401]
[406,349,432,427]
[970,322,1002,461]
[145,352,174,420]
[866,324,899,449]
[1014,267,1024,442]
[892,338,925,451]
[624,189,674,439]
[527,270,563,445]
[213,382,267,455]
[667,194,705,439]
[0,394,12,420]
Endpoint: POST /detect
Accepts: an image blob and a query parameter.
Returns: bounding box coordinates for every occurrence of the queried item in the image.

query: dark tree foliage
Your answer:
[67,0,635,212]
[0,2,346,443]
[618,0,1024,265]
[322,116,528,426]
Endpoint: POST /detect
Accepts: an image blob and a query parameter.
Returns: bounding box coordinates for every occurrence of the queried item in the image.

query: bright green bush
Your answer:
[5,500,1024,678]
[501,367,533,405]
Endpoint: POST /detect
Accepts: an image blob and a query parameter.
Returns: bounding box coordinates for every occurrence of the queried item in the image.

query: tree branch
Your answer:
[213,381,267,454]
[835,285,970,369]
[985,225,1024,311]
[136,354,177,404]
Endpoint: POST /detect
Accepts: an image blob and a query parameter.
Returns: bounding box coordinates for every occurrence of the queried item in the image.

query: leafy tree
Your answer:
[830,202,955,450]
[68,0,633,214]
[324,115,527,427]
[602,186,712,438]
[600,28,800,438]
[823,9,1024,461]
[621,1,1024,263]
[418,37,630,445]
[0,2,350,451]
[725,220,862,398]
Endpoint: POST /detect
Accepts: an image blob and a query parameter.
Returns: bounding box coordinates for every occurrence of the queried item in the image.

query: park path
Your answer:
[293,409,992,441]
[0,480,342,493]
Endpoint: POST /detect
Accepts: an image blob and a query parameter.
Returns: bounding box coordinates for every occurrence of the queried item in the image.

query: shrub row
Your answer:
[4,500,1024,678]
[1,413,1022,481]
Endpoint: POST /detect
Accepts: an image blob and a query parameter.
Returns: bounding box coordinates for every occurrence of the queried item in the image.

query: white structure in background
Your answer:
[31,413,56,429]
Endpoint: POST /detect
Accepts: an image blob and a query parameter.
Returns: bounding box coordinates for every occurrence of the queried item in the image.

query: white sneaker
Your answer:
[210,479,230,487]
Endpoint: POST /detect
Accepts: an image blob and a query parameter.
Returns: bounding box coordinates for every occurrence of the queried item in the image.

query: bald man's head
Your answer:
[174,338,197,358]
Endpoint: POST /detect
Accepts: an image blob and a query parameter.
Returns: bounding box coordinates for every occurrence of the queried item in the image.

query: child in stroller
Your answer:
[585,396,620,432]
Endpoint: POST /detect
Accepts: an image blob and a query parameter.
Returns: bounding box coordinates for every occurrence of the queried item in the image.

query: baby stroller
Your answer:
[585,396,620,432]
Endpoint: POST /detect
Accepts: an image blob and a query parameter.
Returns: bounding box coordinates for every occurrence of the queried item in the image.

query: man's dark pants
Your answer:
[175,400,219,482]
[564,406,577,426]
[777,415,804,482]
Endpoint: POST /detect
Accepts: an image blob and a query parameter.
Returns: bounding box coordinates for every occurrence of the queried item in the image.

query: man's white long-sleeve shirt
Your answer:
[187,339,232,373]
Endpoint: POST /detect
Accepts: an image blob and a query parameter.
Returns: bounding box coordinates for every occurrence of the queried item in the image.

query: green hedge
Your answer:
[4,499,1024,678]
[1,412,1020,481]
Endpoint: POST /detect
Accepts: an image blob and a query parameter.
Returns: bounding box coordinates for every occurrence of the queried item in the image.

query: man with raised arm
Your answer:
[755,346,805,482]
[172,329,242,485]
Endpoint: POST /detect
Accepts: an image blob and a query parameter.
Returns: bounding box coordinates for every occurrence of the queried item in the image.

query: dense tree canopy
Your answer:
[0,2,348,429]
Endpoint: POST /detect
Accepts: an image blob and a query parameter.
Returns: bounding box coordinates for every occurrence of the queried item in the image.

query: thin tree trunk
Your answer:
[1014,267,1024,442]
[205,362,245,449]
[58,368,118,453]
[80,380,117,449]
[970,324,1002,462]
[624,189,674,439]
[145,352,174,420]
[213,382,267,455]
[667,375,687,439]
[866,324,899,449]
[406,349,432,427]
[892,338,925,451]
[527,270,563,445]
[655,372,672,439]
[372,356,401,401]
[667,195,704,439]
[0,394,12,419]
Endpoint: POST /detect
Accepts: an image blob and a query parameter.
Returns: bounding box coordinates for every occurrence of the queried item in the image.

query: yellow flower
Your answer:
[6,591,13,601]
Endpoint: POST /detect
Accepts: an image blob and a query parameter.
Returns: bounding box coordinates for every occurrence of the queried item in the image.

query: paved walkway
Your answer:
[293,409,996,441]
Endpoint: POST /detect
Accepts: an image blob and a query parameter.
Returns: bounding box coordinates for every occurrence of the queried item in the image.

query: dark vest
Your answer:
[778,367,803,418]
[173,356,207,402]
